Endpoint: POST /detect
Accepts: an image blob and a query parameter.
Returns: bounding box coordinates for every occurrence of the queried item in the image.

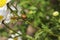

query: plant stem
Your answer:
[2,21,22,36]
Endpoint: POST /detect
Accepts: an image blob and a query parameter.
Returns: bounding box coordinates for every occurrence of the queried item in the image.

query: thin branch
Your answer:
[2,20,22,36]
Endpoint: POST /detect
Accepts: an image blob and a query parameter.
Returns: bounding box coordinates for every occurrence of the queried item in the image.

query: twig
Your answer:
[2,20,22,36]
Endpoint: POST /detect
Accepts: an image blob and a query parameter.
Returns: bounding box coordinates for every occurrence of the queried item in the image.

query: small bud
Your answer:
[11,34,15,38]
[53,11,59,16]
[15,33,19,37]
[9,30,13,34]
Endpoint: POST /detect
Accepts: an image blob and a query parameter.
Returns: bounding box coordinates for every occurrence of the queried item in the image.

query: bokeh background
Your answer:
[0,0,60,40]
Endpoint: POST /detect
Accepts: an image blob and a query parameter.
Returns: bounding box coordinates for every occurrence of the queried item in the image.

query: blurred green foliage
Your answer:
[0,0,60,40]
